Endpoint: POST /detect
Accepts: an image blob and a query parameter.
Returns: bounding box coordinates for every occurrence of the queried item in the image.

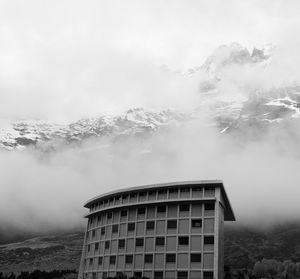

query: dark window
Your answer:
[167,220,177,229]
[109,198,114,202]
[156,237,165,246]
[179,204,190,211]
[169,188,178,193]
[179,236,189,245]
[146,221,155,230]
[144,254,153,263]
[95,243,99,250]
[139,192,146,197]
[112,224,118,233]
[136,238,144,247]
[192,219,202,228]
[178,271,188,279]
[98,256,102,265]
[191,253,202,262]
[180,187,190,192]
[134,272,142,278]
[102,272,107,279]
[138,207,146,214]
[122,194,128,200]
[158,189,167,194]
[97,216,101,222]
[107,212,112,219]
[89,258,93,265]
[157,205,166,213]
[125,255,133,264]
[204,236,214,244]
[149,191,156,196]
[121,210,127,217]
[92,230,95,237]
[166,254,176,263]
[101,227,105,235]
[109,256,116,264]
[130,193,137,198]
[154,272,163,279]
[105,241,110,249]
[193,187,202,192]
[203,271,214,279]
[87,244,90,252]
[119,239,125,248]
[204,203,215,210]
[128,222,135,231]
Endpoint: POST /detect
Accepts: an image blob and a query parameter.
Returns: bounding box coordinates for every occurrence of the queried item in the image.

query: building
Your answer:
[78,180,235,279]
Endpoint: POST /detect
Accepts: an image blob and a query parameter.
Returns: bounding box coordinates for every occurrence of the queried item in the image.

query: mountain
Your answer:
[1,43,300,151]
[0,108,190,151]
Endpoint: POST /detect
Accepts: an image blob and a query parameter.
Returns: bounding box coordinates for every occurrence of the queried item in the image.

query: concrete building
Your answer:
[78,180,235,279]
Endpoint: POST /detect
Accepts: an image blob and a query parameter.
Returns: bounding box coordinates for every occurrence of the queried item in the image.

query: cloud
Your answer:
[1,0,300,235]
[1,0,300,122]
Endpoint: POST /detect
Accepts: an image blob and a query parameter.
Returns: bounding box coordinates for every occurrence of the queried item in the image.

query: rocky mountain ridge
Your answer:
[1,43,300,151]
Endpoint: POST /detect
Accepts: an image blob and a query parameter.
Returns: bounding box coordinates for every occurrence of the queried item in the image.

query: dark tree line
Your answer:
[0,269,77,279]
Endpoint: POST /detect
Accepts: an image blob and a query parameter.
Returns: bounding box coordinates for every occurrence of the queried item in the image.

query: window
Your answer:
[107,212,112,219]
[166,254,176,263]
[144,254,153,263]
[130,193,137,198]
[89,258,93,265]
[128,222,135,231]
[137,207,146,214]
[139,192,146,197]
[149,191,156,197]
[156,237,165,246]
[136,238,144,247]
[97,216,101,222]
[179,236,189,245]
[109,256,116,265]
[158,189,167,194]
[193,187,202,191]
[118,239,125,248]
[112,224,118,233]
[134,272,142,278]
[102,272,107,279]
[145,221,154,230]
[204,236,214,244]
[121,210,127,217]
[204,203,215,210]
[92,230,95,237]
[157,205,166,213]
[154,272,163,279]
[180,187,189,192]
[105,241,110,249]
[101,227,105,235]
[87,244,90,252]
[122,194,128,200]
[179,204,189,211]
[167,220,177,229]
[178,271,188,279]
[203,272,214,279]
[98,256,103,265]
[95,243,99,250]
[192,219,202,228]
[169,188,178,193]
[191,253,202,262]
[125,255,133,264]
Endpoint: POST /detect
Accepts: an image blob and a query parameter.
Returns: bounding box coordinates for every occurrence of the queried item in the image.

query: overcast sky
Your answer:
[1,0,300,122]
[1,1,300,233]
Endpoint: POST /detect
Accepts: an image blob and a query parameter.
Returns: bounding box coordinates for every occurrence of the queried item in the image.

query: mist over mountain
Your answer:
[1,42,300,237]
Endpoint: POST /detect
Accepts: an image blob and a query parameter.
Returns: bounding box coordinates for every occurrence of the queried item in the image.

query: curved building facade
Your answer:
[78,180,235,279]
